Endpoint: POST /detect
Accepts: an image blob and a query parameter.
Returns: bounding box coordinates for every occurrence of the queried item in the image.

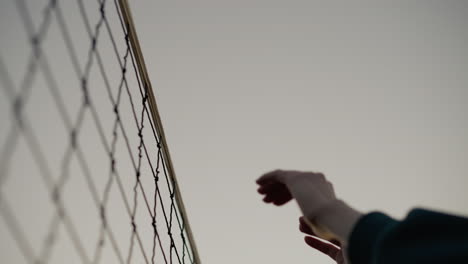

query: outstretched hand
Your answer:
[256,169,363,244]
[299,216,347,264]
[256,169,337,226]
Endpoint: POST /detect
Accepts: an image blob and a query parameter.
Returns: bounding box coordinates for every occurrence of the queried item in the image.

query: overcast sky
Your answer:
[1,1,468,264]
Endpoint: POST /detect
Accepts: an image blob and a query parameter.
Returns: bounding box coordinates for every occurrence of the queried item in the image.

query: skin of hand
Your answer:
[256,169,362,244]
[299,216,347,264]
[256,169,336,218]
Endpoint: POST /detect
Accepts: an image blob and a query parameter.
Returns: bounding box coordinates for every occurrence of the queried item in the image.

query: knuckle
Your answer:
[315,172,325,180]
[272,169,282,175]
[305,171,325,180]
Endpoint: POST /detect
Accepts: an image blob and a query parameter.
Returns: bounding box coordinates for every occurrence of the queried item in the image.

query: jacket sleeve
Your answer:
[347,208,468,264]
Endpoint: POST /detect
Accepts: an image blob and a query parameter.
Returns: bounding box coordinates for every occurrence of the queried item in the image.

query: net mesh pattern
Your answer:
[0,0,195,263]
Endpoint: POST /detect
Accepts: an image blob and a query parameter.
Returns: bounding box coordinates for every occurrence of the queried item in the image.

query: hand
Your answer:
[256,169,337,223]
[256,169,362,243]
[299,216,347,264]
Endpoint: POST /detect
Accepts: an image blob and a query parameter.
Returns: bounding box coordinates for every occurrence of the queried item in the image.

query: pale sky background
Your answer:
[1,1,468,264]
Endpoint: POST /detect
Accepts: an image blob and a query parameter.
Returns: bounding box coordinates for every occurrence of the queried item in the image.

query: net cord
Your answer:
[116,1,202,263]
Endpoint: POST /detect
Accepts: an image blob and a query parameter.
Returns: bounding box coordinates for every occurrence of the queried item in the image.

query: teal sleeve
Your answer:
[347,209,468,264]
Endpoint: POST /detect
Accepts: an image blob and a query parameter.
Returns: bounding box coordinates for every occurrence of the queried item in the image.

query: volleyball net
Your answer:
[0,0,200,263]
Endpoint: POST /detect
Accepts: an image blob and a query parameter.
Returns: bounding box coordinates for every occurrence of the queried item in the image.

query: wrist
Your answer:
[313,199,363,245]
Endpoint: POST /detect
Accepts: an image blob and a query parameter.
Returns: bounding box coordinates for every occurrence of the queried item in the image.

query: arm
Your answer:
[348,209,468,264]
[256,169,362,244]
[256,169,468,264]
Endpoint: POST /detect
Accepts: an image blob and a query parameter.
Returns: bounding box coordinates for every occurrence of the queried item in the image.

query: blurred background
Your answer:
[1,1,468,264]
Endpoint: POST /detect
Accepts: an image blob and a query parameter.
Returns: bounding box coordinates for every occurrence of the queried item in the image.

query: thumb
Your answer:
[304,236,341,260]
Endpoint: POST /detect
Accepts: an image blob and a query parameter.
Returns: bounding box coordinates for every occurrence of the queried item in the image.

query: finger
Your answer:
[257,186,267,194]
[304,236,340,260]
[257,182,288,195]
[271,191,293,205]
[261,190,292,205]
[330,239,341,247]
[256,169,283,185]
[257,182,281,194]
[299,217,341,246]
[261,183,292,203]
[299,216,316,236]
[262,195,274,203]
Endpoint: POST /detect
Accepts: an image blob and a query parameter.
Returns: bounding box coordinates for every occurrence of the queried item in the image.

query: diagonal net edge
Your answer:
[0,0,201,263]
[115,1,202,263]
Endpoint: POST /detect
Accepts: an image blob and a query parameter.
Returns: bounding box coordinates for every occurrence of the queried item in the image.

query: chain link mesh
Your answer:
[0,0,196,263]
